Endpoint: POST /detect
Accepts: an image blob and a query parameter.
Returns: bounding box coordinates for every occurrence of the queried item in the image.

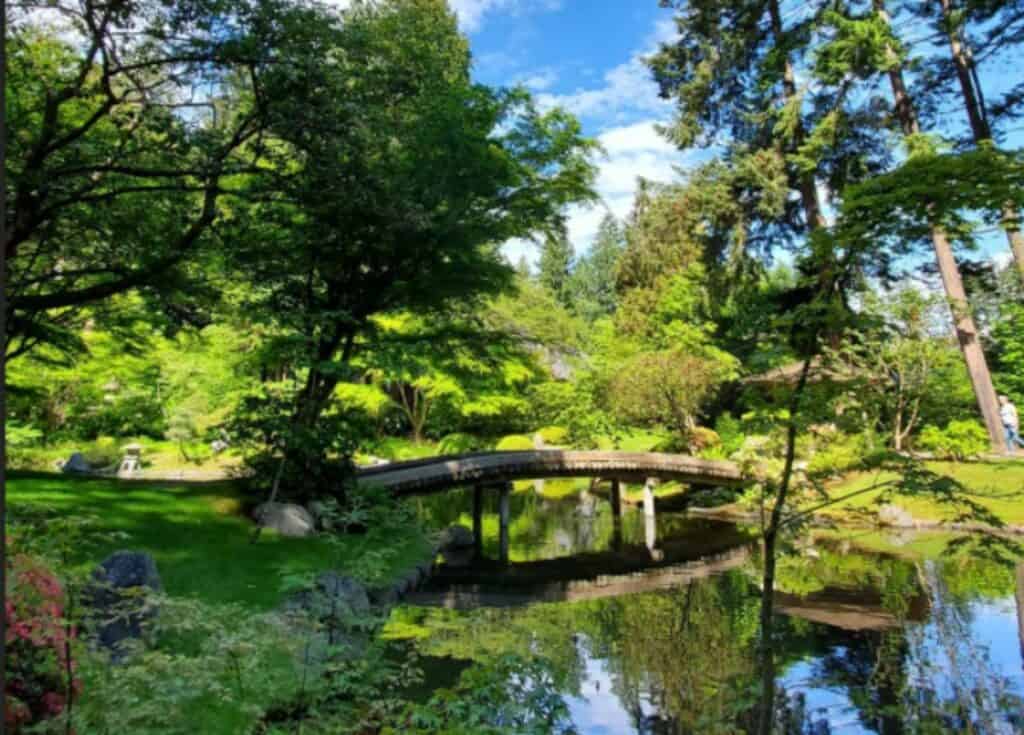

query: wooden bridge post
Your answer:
[498,482,511,565]
[472,484,484,557]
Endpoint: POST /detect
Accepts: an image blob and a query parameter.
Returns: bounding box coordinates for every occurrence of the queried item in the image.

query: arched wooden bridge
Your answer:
[356,450,745,496]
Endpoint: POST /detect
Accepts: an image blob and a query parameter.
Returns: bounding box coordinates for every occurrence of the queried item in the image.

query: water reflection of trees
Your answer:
[397,534,1024,733]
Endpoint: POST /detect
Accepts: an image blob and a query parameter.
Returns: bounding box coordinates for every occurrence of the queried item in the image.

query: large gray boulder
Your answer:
[62,452,91,474]
[83,551,162,659]
[254,502,315,537]
[438,524,475,551]
[878,504,915,529]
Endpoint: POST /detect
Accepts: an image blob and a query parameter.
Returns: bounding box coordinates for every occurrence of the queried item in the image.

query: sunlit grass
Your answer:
[8,472,431,610]
[822,460,1024,527]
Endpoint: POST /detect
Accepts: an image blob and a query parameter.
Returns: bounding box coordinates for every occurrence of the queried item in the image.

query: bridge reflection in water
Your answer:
[408,482,930,632]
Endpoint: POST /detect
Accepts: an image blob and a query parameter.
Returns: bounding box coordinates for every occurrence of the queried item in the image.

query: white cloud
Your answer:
[518,68,559,91]
[501,119,690,266]
[449,0,561,32]
[496,14,686,264]
[535,13,677,124]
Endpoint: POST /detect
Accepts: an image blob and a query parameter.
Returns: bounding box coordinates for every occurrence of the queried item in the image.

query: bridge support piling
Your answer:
[643,478,657,517]
[472,485,484,557]
[610,479,623,550]
[498,482,511,565]
[643,478,662,560]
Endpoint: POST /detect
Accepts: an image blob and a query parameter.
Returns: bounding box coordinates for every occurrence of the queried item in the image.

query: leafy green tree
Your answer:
[904,0,1024,283]
[818,1,1024,449]
[610,350,723,442]
[827,289,964,450]
[228,0,597,496]
[5,0,305,358]
[361,314,536,442]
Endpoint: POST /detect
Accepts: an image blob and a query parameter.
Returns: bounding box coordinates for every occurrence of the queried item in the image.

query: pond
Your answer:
[388,481,1024,734]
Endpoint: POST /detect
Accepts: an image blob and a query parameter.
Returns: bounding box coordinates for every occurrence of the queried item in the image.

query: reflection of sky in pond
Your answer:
[401,488,1024,734]
[566,653,636,735]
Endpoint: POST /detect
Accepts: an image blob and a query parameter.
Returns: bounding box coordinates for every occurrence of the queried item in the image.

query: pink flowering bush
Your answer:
[4,554,80,732]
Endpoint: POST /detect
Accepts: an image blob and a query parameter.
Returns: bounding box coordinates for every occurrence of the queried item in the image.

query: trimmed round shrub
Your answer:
[495,434,535,452]
[535,426,569,446]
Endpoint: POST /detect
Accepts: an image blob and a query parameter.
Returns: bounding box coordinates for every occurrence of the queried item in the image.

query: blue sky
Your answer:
[446,0,690,267]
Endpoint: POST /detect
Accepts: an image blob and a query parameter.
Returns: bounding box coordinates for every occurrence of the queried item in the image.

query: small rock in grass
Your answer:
[254,502,315,537]
[878,504,915,529]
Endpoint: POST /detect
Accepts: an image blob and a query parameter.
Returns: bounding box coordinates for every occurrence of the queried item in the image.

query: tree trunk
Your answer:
[937,0,1024,287]
[767,0,826,232]
[876,0,1006,452]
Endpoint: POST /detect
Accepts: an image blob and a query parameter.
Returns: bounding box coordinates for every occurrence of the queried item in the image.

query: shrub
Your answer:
[495,434,535,451]
[916,419,989,460]
[556,402,622,450]
[526,382,577,428]
[535,426,569,446]
[7,423,43,449]
[713,413,745,457]
[807,433,865,476]
[688,426,720,452]
[4,555,79,732]
[437,433,480,455]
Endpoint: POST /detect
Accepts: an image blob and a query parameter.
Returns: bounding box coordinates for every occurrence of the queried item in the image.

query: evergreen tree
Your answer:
[538,230,575,306]
[567,213,625,321]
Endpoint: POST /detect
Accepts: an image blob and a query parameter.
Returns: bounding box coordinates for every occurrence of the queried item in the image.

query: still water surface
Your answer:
[390,482,1024,733]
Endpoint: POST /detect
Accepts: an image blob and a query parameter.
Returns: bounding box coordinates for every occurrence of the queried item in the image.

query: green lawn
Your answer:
[8,472,431,611]
[820,460,1024,528]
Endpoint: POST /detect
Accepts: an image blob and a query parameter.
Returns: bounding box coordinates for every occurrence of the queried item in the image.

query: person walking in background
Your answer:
[999,395,1024,453]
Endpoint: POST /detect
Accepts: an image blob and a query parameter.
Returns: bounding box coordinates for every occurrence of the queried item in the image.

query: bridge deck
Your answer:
[356,450,744,496]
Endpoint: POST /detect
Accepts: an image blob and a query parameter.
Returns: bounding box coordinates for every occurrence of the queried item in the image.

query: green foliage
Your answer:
[495,435,535,452]
[556,401,623,450]
[538,231,575,307]
[610,351,723,438]
[402,655,575,734]
[992,302,1024,402]
[917,420,990,460]
[565,213,625,321]
[436,433,481,455]
[525,382,578,428]
[6,0,290,355]
[806,432,881,477]
[535,426,569,446]
[229,386,366,504]
[826,288,965,450]
[7,422,43,448]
